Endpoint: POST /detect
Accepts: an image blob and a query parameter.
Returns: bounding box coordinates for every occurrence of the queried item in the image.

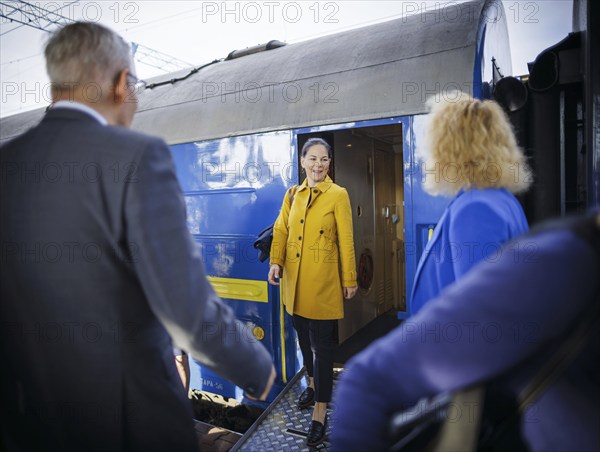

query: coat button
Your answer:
[298,236,302,240]
[320,230,324,234]
[296,253,300,257]
[313,189,318,194]
[300,219,304,223]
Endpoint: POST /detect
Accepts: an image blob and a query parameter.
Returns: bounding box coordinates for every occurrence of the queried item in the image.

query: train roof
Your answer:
[1,0,509,146]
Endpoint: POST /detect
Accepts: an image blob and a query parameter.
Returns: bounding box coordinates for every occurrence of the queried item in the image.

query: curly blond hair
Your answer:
[418,92,532,196]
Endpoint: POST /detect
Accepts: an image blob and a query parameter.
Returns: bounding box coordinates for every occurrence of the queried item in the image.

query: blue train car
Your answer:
[10,0,590,403]
[129,0,513,400]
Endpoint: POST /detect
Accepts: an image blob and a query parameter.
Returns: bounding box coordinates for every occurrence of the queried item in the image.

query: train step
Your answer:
[231,368,335,451]
[231,313,402,450]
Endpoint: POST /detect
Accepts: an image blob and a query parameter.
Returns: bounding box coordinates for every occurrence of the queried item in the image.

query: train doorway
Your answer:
[298,123,405,343]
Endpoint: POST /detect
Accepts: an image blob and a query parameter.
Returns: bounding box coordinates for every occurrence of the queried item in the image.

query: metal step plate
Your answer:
[232,369,335,451]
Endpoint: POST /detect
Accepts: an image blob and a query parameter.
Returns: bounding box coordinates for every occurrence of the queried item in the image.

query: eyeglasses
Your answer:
[126,72,147,91]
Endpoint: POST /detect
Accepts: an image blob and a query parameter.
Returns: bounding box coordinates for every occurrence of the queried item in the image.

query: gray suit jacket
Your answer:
[0,108,273,451]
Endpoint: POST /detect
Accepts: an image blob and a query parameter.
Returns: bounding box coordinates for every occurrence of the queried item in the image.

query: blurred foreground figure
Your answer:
[332,211,600,451]
[0,22,274,452]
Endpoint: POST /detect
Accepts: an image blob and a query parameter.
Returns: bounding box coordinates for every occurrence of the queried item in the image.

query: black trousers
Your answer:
[292,314,336,403]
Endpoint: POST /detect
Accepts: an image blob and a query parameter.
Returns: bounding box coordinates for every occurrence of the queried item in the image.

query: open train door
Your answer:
[298,123,406,345]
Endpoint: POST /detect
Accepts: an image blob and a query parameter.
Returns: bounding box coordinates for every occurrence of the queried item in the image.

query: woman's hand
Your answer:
[268,264,281,285]
[344,286,358,299]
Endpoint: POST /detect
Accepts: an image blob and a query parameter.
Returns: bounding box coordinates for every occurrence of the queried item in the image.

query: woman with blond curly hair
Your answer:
[410,92,531,314]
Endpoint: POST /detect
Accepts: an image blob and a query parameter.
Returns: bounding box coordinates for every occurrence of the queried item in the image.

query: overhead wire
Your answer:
[0,0,78,36]
[1,53,42,66]
[117,6,204,34]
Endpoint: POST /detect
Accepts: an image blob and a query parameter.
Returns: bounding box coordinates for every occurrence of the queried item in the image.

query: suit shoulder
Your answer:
[97,126,170,160]
[105,126,167,148]
[0,125,36,152]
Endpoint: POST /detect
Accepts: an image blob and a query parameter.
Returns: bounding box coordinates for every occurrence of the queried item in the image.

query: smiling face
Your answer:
[301,144,331,187]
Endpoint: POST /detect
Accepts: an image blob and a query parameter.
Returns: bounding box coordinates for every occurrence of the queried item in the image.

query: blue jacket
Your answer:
[332,222,600,451]
[410,188,528,314]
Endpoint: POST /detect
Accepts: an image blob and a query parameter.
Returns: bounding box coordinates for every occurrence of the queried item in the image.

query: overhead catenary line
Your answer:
[0,0,78,36]
[0,0,192,72]
[1,53,42,66]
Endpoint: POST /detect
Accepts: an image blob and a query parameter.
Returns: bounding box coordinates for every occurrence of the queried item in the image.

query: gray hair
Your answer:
[45,22,132,98]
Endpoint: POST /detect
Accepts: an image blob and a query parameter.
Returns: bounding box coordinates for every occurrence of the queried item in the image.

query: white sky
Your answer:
[0,0,573,118]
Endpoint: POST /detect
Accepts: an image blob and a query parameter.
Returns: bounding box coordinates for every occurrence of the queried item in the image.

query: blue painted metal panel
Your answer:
[474,0,513,97]
[189,312,275,400]
[169,131,295,402]
[473,24,485,99]
[402,115,452,319]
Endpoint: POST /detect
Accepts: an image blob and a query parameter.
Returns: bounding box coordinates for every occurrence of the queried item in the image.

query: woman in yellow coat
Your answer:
[268,138,358,446]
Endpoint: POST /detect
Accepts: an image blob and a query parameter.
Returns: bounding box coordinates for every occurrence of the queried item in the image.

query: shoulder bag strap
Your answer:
[288,185,298,205]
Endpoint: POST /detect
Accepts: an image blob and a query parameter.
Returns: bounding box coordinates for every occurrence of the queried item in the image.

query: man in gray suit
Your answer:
[0,22,275,452]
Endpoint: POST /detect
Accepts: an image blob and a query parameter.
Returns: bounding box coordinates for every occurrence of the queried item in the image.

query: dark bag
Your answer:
[253,185,297,263]
[254,225,275,263]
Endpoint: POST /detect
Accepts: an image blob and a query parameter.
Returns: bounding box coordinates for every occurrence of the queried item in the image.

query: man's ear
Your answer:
[113,69,129,104]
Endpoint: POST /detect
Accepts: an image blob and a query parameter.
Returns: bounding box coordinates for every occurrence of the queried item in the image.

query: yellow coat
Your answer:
[270,176,357,320]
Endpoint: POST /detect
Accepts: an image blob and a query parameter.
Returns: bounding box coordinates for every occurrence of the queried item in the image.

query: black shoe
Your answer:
[306,414,327,447]
[297,387,315,409]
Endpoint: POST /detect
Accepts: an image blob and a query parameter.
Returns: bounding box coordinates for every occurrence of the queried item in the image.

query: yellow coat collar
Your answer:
[297,175,334,193]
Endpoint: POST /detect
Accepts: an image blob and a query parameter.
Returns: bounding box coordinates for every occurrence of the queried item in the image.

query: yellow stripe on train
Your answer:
[207,276,269,303]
